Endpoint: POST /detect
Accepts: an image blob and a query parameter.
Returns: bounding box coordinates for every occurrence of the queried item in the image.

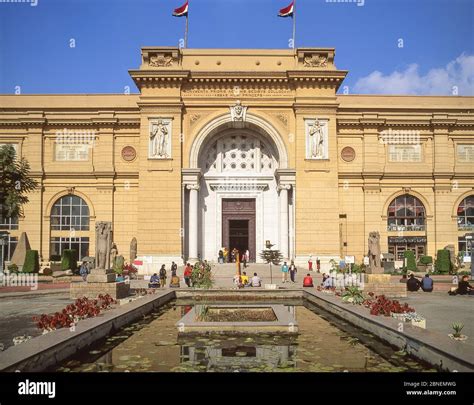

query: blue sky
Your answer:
[0,0,473,95]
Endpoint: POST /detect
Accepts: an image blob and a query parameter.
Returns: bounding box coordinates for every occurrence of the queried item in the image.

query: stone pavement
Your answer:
[399,292,474,350]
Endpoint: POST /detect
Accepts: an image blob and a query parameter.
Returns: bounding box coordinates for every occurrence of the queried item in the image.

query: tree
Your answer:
[260,248,283,284]
[0,145,38,218]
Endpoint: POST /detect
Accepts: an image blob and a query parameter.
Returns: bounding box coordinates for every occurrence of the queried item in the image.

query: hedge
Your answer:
[403,250,417,272]
[61,249,77,272]
[23,250,40,273]
[435,249,451,274]
[419,255,433,265]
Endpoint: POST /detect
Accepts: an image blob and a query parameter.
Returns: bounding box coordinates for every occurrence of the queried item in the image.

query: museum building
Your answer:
[0,47,473,272]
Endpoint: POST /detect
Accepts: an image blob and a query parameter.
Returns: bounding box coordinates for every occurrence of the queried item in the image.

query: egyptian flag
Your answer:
[173,0,188,17]
[278,1,294,18]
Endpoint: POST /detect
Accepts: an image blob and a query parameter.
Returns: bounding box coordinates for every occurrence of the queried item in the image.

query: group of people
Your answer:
[280,261,298,283]
[401,273,474,296]
[218,247,250,267]
[400,273,435,292]
[148,261,181,288]
[233,272,262,288]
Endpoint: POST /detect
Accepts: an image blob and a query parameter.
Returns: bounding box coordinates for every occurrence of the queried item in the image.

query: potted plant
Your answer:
[341,286,365,305]
[449,322,468,341]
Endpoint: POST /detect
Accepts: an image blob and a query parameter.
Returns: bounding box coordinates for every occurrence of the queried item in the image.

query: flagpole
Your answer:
[292,0,296,49]
[185,14,189,48]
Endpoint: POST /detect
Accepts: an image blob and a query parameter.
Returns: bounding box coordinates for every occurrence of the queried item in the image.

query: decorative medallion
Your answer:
[341,146,356,162]
[121,146,137,162]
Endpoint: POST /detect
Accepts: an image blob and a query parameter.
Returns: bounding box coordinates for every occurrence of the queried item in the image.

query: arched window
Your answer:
[387,194,426,231]
[50,195,90,260]
[457,195,474,230]
[50,195,89,231]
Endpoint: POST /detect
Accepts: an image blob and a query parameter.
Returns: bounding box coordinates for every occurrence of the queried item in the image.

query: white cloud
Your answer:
[354,53,474,96]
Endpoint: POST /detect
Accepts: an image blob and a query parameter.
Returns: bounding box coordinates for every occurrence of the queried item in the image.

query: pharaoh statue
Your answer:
[367,231,382,273]
[95,222,112,270]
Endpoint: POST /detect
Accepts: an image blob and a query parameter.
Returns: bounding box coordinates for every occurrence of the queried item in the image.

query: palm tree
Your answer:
[0,145,38,218]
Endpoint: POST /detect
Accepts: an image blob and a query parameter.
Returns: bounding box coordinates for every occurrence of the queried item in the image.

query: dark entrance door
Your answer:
[222,199,256,262]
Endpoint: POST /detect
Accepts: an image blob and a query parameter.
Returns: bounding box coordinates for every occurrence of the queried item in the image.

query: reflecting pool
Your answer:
[53,300,436,372]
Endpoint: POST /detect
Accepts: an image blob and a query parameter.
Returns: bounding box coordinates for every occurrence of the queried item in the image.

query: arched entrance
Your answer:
[183,113,294,263]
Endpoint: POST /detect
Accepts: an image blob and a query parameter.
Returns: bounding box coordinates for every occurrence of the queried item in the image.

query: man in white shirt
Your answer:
[251,272,261,287]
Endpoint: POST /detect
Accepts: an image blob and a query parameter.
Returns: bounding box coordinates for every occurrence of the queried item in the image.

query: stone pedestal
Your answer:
[86,269,116,283]
[362,274,407,298]
[70,281,130,300]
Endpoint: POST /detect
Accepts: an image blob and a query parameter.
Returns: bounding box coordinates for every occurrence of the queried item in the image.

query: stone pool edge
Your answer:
[303,290,474,372]
[0,290,175,372]
[0,288,472,372]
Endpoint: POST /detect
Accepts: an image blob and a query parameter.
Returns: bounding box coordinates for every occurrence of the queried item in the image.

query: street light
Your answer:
[0,231,10,275]
[466,234,474,280]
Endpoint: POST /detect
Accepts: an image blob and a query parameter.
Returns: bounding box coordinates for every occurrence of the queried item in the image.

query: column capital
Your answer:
[186,184,200,191]
[277,184,292,192]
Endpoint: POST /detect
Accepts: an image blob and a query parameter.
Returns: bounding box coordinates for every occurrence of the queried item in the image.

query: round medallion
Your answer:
[121,146,137,162]
[341,146,356,162]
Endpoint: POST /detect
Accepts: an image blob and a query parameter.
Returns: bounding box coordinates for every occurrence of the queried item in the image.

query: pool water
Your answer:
[54,300,436,372]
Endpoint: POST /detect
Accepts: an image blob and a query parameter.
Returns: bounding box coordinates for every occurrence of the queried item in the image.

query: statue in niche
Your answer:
[95,222,112,270]
[309,119,325,159]
[150,120,169,158]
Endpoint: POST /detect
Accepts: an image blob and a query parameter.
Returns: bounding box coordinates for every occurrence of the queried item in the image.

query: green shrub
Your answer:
[113,255,125,275]
[23,250,40,273]
[418,255,433,265]
[403,251,417,272]
[435,249,452,274]
[7,263,19,273]
[61,249,77,272]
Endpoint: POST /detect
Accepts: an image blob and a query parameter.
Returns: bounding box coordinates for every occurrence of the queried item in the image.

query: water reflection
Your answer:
[54,302,434,373]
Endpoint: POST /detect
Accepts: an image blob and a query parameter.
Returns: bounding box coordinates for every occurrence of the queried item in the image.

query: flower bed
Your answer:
[363,293,415,317]
[33,294,116,333]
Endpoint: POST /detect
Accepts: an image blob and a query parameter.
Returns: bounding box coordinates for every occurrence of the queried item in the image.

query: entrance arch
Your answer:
[184,113,293,263]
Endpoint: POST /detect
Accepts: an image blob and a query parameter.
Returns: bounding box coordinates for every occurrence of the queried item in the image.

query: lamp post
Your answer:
[0,232,9,275]
[466,234,474,280]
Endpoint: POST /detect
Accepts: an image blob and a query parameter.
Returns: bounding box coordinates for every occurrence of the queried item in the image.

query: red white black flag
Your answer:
[278,1,294,17]
[173,0,188,17]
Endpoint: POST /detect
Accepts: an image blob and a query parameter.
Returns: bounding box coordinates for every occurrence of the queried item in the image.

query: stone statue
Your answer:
[130,237,137,262]
[150,120,169,158]
[95,222,112,270]
[230,100,247,122]
[309,119,325,158]
[110,243,118,269]
[368,231,382,273]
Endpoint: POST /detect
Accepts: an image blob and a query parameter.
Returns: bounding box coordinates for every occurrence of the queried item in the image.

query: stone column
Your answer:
[279,185,291,260]
[187,184,200,261]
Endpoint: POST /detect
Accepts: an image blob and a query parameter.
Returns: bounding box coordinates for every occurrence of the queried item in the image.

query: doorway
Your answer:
[222,199,256,262]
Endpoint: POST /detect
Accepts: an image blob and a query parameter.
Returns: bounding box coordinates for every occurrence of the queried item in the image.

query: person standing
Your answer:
[316,258,321,273]
[289,260,297,283]
[171,261,178,277]
[308,256,313,272]
[245,249,250,264]
[281,261,289,283]
[236,250,241,275]
[242,251,247,269]
[159,264,167,288]
[183,263,192,287]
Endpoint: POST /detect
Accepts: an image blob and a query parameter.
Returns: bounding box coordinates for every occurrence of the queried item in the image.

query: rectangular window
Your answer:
[55,144,90,161]
[2,235,18,262]
[388,145,422,162]
[50,237,89,261]
[457,144,474,163]
[0,215,19,230]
